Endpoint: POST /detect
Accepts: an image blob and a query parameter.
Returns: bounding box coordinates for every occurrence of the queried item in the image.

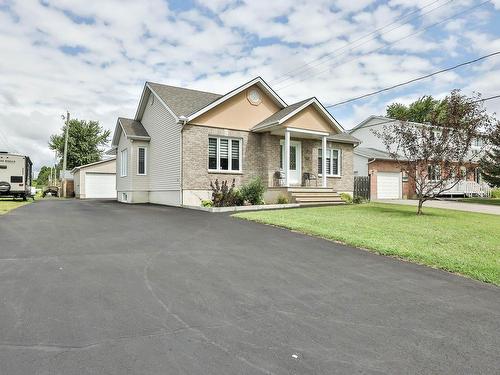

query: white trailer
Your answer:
[0,152,33,200]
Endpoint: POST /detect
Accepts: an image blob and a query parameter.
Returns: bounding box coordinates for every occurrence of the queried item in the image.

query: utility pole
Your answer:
[61,111,70,198]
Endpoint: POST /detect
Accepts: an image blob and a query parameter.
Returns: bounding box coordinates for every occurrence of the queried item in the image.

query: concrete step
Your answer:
[287,187,333,193]
[291,192,341,198]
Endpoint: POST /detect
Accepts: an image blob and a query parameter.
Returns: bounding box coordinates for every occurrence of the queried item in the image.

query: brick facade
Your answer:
[368,159,479,199]
[182,124,354,194]
[368,160,413,199]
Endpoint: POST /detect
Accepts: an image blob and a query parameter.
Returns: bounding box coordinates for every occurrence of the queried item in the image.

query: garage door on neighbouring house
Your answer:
[377,172,401,199]
[85,173,116,199]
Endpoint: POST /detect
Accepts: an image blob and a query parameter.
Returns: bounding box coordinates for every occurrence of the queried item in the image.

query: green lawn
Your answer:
[0,199,30,215]
[234,203,500,285]
[458,198,500,206]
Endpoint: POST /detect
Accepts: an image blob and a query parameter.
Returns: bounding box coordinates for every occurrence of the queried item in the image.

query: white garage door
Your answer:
[85,173,116,199]
[377,172,401,199]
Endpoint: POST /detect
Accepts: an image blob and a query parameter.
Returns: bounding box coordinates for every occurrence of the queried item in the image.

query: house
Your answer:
[110,77,359,206]
[350,116,488,199]
[71,158,116,199]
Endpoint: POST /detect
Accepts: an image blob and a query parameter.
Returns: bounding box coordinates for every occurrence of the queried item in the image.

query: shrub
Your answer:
[340,192,353,203]
[209,179,243,207]
[277,194,288,204]
[352,196,364,204]
[491,188,500,199]
[240,177,266,205]
[201,199,213,207]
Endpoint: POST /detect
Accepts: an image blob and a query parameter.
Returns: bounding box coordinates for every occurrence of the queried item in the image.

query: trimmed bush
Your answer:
[340,192,353,204]
[277,194,288,204]
[491,188,500,199]
[201,199,213,207]
[240,177,266,205]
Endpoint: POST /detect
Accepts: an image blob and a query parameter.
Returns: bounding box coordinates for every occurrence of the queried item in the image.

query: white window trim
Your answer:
[318,148,342,177]
[137,146,147,176]
[120,149,128,177]
[208,136,242,173]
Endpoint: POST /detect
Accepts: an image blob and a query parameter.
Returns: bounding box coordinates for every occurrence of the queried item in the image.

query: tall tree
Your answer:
[49,119,110,170]
[386,95,443,123]
[480,125,500,187]
[35,166,60,187]
[375,90,497,215]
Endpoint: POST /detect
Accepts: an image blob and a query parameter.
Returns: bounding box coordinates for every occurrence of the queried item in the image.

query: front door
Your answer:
[280,140,302,185]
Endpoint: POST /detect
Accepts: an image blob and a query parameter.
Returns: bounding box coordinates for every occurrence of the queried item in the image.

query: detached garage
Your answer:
[71,158,116,199]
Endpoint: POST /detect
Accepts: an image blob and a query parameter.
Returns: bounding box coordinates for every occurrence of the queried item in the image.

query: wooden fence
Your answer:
[354,176,370,200]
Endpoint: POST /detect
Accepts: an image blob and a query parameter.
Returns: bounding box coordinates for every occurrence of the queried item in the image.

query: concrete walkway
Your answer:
[377,199,500,215]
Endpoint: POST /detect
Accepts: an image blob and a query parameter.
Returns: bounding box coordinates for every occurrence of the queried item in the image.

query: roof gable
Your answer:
[252,97,344,134]
[111,118,150,147]
[187,77,287,122]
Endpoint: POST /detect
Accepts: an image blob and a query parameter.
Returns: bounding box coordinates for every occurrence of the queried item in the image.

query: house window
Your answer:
[427,165,441,181]
[318,148,341,176]
[137,147,147,175]
[208,137,242,172]
[120,149,128,177]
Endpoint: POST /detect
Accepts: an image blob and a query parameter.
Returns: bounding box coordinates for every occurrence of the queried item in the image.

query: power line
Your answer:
[276,0,491,91]
[325,51,500,108]
[272,0,448,85]
[473,94,500,104]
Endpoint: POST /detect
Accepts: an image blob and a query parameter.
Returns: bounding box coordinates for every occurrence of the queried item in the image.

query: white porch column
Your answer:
[284,130,290,187]
[322,135,327,188]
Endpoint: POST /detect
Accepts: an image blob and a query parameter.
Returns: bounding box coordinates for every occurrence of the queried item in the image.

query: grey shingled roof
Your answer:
[147,82,222,117]
[328,132,360,144]
[252,98,312,130]
[119,117,150,138]
[354,147,399,160]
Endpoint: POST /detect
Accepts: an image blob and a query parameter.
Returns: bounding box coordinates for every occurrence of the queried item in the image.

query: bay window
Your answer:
[208,136,242,172]
[318,148,341,176]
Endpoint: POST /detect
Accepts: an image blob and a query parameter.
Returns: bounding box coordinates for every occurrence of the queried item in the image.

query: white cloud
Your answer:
[0,0,498,172]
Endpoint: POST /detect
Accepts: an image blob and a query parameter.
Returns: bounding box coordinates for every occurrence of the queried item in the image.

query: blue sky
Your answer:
[0,0,499,171]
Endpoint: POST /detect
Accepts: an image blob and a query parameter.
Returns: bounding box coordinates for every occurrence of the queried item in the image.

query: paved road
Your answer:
[0,200,498,374]
[377,199,500,215]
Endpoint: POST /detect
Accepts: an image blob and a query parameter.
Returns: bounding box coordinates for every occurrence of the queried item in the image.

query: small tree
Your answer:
[375,90,497,215]
[49,119,110,170]
[480,125,500,187]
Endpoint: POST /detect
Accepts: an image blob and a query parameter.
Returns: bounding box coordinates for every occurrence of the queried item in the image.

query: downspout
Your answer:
[178,116,188,206]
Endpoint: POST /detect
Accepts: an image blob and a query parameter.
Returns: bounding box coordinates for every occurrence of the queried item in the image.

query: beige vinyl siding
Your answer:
[140,91,181,198]
[116,131,132,193]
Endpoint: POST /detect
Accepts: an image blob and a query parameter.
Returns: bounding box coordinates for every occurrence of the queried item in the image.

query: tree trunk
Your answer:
[417,199,424,215]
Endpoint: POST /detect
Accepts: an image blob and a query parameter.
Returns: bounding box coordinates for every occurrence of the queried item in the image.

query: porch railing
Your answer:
[430,181,491,197]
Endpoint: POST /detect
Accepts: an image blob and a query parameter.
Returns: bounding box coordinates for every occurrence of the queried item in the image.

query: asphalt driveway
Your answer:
[0,199,498,374]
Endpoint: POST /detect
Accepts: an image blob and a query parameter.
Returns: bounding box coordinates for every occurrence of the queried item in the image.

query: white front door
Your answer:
[280,140,302,185]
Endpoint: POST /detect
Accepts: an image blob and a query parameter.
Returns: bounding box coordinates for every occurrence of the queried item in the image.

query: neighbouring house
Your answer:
[350,116,489,199]
[110,77,359,206]
[71,158,116,199]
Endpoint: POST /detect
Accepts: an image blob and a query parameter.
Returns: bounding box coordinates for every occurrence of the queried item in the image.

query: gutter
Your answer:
[178,116,189,205]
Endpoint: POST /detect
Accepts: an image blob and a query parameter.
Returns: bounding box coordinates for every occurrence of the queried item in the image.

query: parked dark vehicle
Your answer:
[42,186,59,197]
[0,152,33,201]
